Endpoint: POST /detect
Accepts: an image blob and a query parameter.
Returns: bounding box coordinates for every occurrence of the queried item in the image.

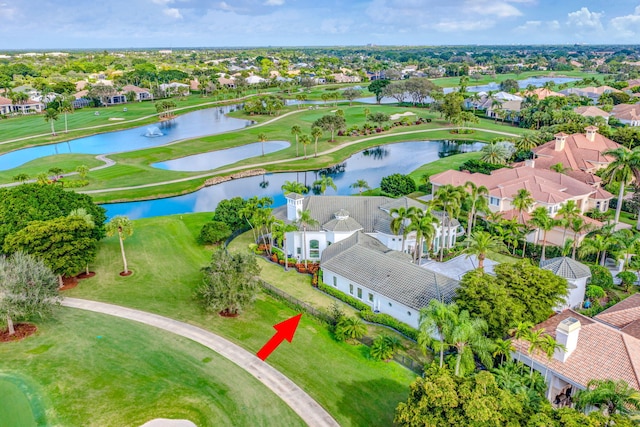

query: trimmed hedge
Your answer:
[317,283,419,340]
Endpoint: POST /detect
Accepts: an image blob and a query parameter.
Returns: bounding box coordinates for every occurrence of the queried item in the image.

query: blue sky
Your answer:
[2,0,640,49]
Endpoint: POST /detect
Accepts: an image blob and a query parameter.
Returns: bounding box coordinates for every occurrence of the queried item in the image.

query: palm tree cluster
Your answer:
[291,123,323,160]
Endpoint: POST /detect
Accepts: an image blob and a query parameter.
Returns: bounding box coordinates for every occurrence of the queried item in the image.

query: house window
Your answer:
[349,284,354,295]
[407,311,412,316]
[368,293,374,302]
[489,197,500,206]
[388,302,392,307]
[357,288,362,299]
[333,276,337,287]
[296,247,301,255]
[309,240,320,258]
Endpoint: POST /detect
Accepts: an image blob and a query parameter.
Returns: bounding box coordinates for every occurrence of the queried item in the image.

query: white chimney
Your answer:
[285,193,304,221]
[554,133,567,152]
[585,126,598,142]
[554,317,581,362]
[525,158,535,168]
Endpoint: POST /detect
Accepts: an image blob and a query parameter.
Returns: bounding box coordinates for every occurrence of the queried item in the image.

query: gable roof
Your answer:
[512,310,640,390]
[539,257,591,280]
[611,103,640,122]
[321,232,459,311]
[573,106,610,118]
[519,87,565,100]
[595,294,640,340]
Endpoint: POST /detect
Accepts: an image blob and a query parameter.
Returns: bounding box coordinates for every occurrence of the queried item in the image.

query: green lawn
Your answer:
[63,213,416,426]
[0,377,40,427]
[408,151,483,183]
[431,70,609,88]
[0,309,305,427]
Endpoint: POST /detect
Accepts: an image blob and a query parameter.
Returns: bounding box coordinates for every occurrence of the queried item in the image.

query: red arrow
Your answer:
[256,314,302,361]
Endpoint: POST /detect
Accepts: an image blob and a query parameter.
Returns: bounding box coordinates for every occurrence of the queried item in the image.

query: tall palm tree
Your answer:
[105,216,134,275]
[44,107,59,136]
[407,207,438,264]
[290,125,301,157]
[281,180,308,195]
[59,96,74,134]
[600,147,640,225]
[530,207,557,261]
[463,230,506,271]
[418,300,456,368]
[313,175,337,195]
[512,189,534,257]
[271,219,297,271]
[569,217,591,259]
[541,335,565,385]
[612,229,640,270]
[299,134,312,160]
[390,206,412,253]
[311,126,322,158]
[508,321,534,364]
[295,209,318,269]
[449,310,493,376]
[579,234,613,266]
[464,181,489,238]
[350,179,370,194]
[524,328,546,377]
[515,132,541,152]
[433,184,464,261]
[575,379,640,416]
[257,132,267,156]
[493,338,515,366]
[557,200,580,242]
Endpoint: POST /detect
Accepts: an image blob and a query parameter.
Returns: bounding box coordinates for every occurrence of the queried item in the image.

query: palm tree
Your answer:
[508,321,534,364]
[75,164,90,180]
[557,200,580,242]
[579,234,613,266]
[272,219,298,271]
[311,126,322,158]
[600,147,640,225]
[257,132,267,156]
[12,173,30,183]
[350,179,370,194]
[407,207,438,263]
[390,206,412,253]
[480,142,509,165]
[418,300,456,368]
[59,96,74,134]
[449,310,493,376]
[463,230,506,271]
[515,133,541,152]
[493,338,515,366]
[295,209,318,269]
[540,335,565,385]
[569,217,591,259]
[336,317,367,341]
[512,189,534,257]
[464,181,489,238]
[281,180,308,195]
[291,125,301,157]
[313,175,337,195]
[44,107,59,136]
[433,184,464,261]
[524,328,546,377]
[530,207,557,261]
[299,134,312,160]
[105,216,134,275]
[574,379,640,416]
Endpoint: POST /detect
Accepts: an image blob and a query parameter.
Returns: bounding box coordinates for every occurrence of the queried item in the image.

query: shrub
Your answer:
[370,335,403,361]
[585,285,605,301]
[589,265,614,290]
[212,197,247,231]
[360,310,418,340]
[61,179,90,188]
[380,173,417,197]
[198,221,231,245]
[459,159,506,175]
[318,283,370,311]
[616,271,637,292]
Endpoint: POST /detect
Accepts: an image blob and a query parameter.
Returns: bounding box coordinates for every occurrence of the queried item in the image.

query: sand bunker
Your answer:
[139,419,197,427]
[389,111,416,120]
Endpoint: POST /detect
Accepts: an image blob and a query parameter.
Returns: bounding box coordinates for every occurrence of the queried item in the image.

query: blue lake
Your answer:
[152,141,291,172]
[104,140,484,219]
[0,105,252,171]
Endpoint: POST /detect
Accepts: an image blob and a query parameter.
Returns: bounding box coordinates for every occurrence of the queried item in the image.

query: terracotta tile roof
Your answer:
[512,310,640,390]
[628,79,640,88]
[0,96,11,105]
[532,130,621,173]
[596,294,640,331]
[574,106,610,118]
[611,103,640,122]
[519,88,565,100]
[122,84,151,94]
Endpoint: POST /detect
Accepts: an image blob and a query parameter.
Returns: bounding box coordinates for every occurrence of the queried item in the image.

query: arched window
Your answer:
[309,239,320,257]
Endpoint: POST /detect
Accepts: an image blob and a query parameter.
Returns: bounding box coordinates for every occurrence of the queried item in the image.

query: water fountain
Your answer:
[144,127,163,137]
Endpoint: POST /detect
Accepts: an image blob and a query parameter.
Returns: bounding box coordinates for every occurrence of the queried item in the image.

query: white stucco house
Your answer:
[272,193,462,263]
[320,232,459,328]
[539,257,591,311]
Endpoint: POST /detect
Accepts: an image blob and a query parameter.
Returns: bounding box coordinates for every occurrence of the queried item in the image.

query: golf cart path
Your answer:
[61,297,339,427]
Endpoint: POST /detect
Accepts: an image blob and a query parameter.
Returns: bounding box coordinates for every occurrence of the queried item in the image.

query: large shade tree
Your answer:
[0,252,60,336]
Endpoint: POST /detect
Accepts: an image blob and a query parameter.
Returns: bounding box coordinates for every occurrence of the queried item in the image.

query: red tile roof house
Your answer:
[611,103,640,127]
[430,164,612,247]
[121,85,153,102]
[512,305,640,407]
[0,96,44,115]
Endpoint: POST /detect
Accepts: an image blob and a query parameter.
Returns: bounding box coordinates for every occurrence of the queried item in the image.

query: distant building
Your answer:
[611,103,640,127]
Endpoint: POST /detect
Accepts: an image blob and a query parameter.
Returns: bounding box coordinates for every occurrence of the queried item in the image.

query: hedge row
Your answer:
[317,283,419,340]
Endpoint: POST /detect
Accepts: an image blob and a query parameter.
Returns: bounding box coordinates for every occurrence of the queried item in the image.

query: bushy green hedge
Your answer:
[459,159,505,175]
[318,283,370,311]
[62,179,89,188]
[360,310,418,341]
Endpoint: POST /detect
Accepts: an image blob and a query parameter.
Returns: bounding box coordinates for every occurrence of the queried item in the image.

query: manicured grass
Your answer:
[408,151,483,182]
[431,70,608,88]
[0,378,39,427]
[0,154,103,183]
[65,213,416,426]
[0,309,305,427]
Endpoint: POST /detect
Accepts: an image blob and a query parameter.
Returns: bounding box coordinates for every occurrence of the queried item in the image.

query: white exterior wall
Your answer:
[323,269,420,328]
[555,277,588,311]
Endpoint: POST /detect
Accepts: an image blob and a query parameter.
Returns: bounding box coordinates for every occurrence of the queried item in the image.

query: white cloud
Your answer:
[320,18,351,34]
[567,7,604,31]
[264,0,285,5]
[465,1,522,18]
[163,7,182,18]
[152,0,173,4]
[433,19,495,32]
[609,5,640,39]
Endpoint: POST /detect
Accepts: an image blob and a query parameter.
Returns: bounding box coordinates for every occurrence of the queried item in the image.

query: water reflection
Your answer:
[104,140,484,219]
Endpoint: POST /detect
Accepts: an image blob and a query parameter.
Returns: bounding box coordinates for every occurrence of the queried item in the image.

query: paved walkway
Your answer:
[80,126,519,194]
[61,298,339,427]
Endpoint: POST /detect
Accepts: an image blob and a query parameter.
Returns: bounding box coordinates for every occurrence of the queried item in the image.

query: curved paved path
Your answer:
[81,126,520,194]
[61,297,339,427]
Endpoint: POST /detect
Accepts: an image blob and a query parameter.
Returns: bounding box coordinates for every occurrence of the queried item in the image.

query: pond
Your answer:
[104,139,483,219]
[0,105,253,171]
[353,76,579,104]
[152,141,290,172]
